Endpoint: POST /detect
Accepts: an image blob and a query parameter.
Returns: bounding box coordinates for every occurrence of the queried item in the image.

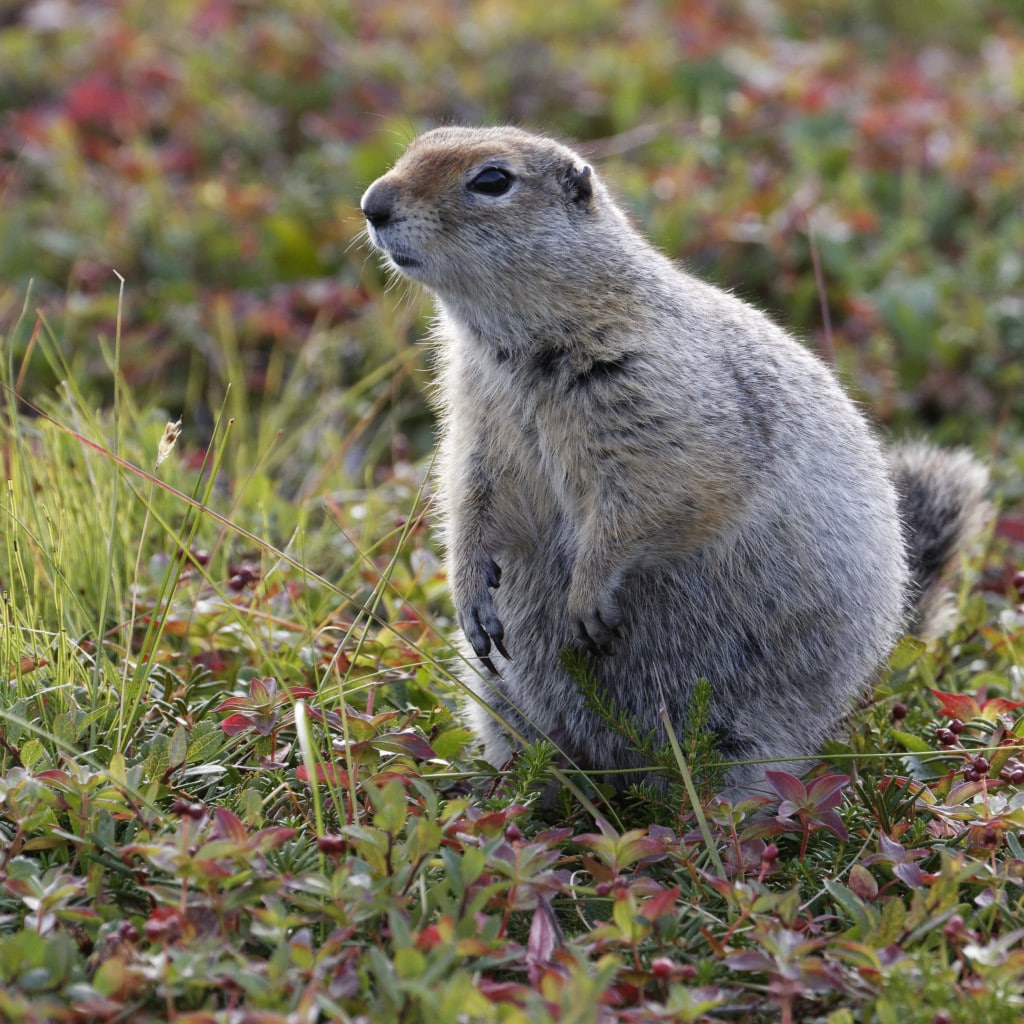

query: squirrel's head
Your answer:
[360,127,611,306]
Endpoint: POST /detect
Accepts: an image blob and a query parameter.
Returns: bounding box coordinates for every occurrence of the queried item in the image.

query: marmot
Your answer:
[361,126,989,795]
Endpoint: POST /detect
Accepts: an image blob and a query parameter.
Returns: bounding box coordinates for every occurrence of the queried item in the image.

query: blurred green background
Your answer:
[2,0,1022,483]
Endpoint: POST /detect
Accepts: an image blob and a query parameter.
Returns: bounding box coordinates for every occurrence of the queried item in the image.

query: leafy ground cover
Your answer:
[2,1,1024,1020]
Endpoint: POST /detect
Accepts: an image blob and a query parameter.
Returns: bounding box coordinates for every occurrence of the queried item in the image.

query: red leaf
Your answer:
[215,697,252,712]
[476,978,533,1005]
[212,807,248,843]
[369,770,417,786]
[219,713,254,736]
[469,810,520,837]
[929,690,981,721]
[535,827,574,846]
[65,71,135,130]
[848,864,879,900]
[638,884,681,922]
[996,515,1024,543]
[764,770,808,805]
[893,861,925,889]
[249,677,273,704]
[13,657,48,676]
[526,899,562,986]
[374,731,437,760]
[600,981,643,1006]
[189,858,234,881]
[416,924,445,951]
[725,951,773,972]
[251,713,277,737]
[581,854,615,884]
[250,826,298,852]
[979,697,1024,720]
[811,809,849,841]
[295,763,352,786]
[805,773,851,808]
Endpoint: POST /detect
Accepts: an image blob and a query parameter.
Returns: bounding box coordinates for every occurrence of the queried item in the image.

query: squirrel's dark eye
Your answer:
[467,166,514,196]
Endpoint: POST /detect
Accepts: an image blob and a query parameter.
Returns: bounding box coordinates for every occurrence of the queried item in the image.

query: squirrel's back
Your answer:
[361,126,989,795]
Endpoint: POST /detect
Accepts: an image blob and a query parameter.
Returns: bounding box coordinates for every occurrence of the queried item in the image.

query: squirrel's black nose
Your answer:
[361,180,398,229]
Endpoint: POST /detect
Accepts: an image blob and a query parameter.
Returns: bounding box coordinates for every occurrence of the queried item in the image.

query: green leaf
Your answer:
[240,787,264,826]
[393,947,426,980]
[168,725,189,769]
[369,781,408,837]
[52,713,77,749]
[406,817,443,863]
[890,730,933,754]
[824,878,877,940]
[187,721,225,762]
[888,637,926,670]
[430,727,474,761]
[19,740,47,771]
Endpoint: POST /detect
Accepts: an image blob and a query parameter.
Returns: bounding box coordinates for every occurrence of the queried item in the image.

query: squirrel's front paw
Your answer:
[569,591,623,657]
[454,556,510,674]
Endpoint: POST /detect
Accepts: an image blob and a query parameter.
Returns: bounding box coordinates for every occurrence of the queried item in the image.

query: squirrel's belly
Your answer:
[489,495,904,688]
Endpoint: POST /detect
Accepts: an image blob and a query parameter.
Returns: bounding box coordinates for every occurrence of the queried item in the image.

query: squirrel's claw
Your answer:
[485,556,502,589]
[458,597,511,674]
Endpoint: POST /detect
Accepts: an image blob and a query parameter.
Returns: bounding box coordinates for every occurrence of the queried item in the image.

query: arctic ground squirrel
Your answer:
[361,126,989,795]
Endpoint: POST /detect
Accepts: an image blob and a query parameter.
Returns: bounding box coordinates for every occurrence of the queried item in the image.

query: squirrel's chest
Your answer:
[451,337,633,504]
[485,372,604,507]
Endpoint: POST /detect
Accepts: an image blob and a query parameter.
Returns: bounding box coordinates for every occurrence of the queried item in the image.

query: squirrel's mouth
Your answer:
[366,224,422,272]
[389,251,422,270]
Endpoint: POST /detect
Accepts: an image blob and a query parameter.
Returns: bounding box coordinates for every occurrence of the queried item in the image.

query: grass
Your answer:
[2,1,1024,1021]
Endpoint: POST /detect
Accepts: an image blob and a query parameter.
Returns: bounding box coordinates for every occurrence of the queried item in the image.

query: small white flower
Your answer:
[998,607,1024,631]
[156,419,182,469]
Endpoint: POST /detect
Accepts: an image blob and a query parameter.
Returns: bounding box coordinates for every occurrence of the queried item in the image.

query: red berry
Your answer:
[936,728,957,746]
[891,702,908,722]
[650,957,675,979]
[228,561,260,586]
[171,798,205,820]
[317,835,347,855]
[948,719,964,735]
[144,909,182,944]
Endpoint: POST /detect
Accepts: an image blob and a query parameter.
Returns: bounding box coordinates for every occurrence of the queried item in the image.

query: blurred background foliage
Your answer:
[1,0,1022,484]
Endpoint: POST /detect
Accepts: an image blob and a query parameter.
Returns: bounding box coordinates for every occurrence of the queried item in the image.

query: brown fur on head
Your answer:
[361,127,621,317]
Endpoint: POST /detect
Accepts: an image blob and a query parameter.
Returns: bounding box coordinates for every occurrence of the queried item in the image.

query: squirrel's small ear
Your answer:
[561,163,593,206]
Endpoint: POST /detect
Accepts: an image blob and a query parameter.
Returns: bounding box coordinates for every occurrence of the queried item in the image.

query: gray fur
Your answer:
[889,442,990,635]
[361,127,989,796]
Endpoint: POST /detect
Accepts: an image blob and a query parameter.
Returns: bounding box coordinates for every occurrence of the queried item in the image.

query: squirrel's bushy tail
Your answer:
[889,442,990,635]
